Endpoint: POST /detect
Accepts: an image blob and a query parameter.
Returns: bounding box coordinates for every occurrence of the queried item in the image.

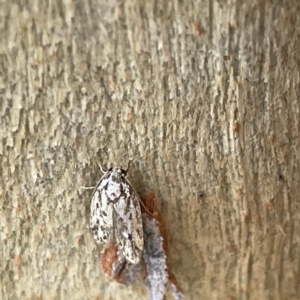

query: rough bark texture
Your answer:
[1,0,300,299]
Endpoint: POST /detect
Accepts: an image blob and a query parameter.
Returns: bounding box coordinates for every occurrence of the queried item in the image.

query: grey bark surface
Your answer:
[1,0,300,299]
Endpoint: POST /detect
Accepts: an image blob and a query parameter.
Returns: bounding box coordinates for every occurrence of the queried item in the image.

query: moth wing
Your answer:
[114,183,143,264]
[90,177,114,244]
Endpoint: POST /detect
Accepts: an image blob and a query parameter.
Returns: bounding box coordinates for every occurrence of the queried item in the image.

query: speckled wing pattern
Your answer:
[90,167,143,264]
[114,180,143,264]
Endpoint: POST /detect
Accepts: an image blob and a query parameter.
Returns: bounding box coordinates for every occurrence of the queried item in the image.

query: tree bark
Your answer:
[1,0,300,299]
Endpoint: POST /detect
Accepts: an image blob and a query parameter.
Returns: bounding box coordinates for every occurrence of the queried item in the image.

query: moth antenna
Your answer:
[81,186,95,190]
[138,197,154,217]
[97,160,106,174]
[125,160,132,173]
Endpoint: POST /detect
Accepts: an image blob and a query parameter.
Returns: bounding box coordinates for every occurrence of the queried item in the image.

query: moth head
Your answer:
[113,167,127,177]
[120,168,127,177]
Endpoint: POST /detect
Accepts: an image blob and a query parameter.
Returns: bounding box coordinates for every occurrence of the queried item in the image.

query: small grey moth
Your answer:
[89,166,143,264]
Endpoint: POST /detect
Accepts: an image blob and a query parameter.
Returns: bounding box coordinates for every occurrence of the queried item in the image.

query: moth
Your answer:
[89,165,144,264]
